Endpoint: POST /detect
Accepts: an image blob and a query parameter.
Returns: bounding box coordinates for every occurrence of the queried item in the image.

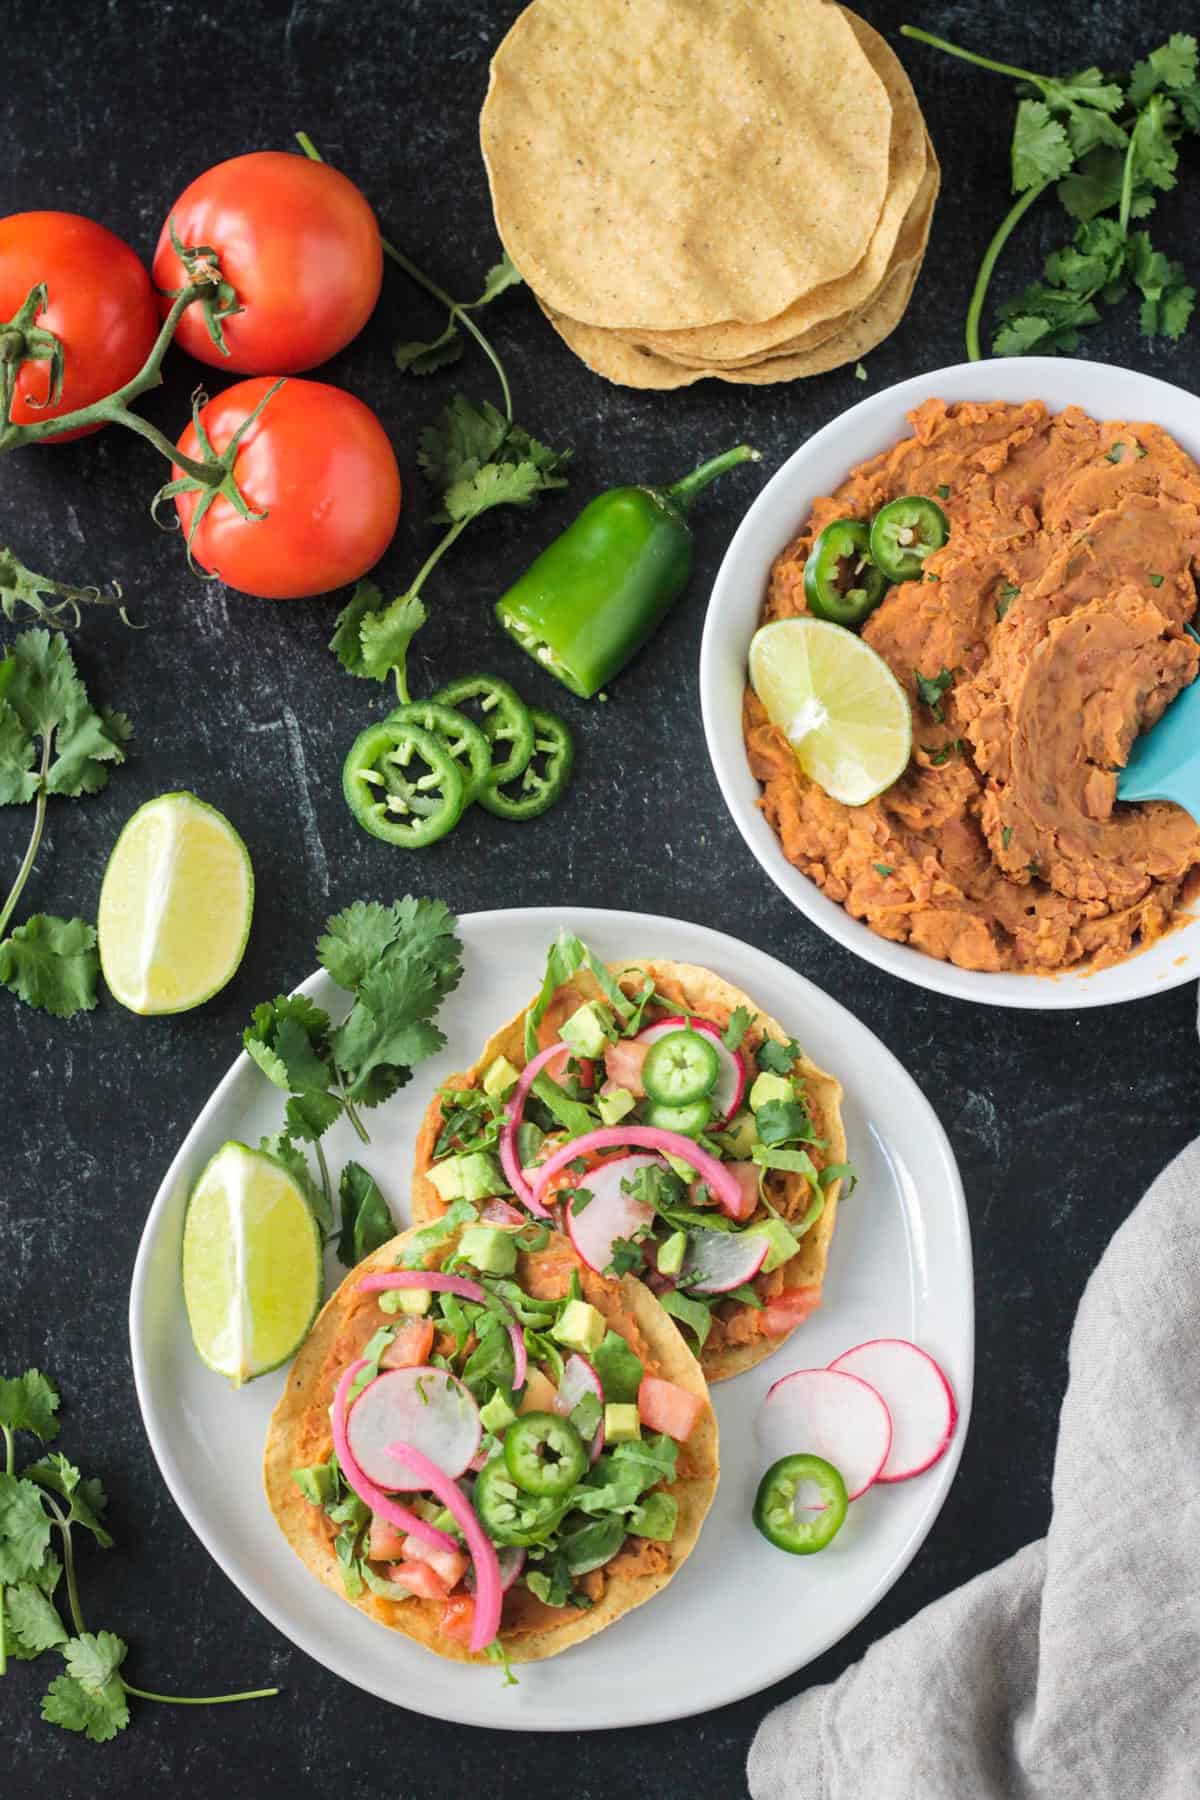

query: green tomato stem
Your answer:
[294,131,514,420]
[0,729,51,941]
[898,25,1046,89]
[965,179,1051,360]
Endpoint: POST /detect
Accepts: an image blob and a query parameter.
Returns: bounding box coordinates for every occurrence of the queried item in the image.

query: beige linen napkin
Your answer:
[749,1138,1200,1800]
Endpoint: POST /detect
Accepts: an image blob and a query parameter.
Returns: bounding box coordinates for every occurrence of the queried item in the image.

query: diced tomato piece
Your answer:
[367,1515,408,1560]
[575,1056,597,1090]
[759,1284,823,1337]
[379,1317,435,1369]
[383,1559,453,1600]
[483,1198,525,1227]
[603,1038,649,1096]
[440,1594,476,1644]
[401,1535,470,1590]
[638,1374,704,1442]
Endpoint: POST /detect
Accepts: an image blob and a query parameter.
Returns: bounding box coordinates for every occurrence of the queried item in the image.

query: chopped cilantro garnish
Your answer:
[1106,443,1125,463]
[1149,572,1165,587]
[936,484,950,499]
[1001,825,1014,850]
[915,666,954,722]
[873,862,895,878]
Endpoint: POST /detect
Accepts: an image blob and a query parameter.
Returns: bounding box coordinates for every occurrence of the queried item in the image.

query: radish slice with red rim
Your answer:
[555,1352,605,1463]
[347,1366,481,1490]
[758,1367,892,1501]
[637,1016,747,1126]
[534,1127,745,1221]
[564,1152,659,1274]
[829,1339,957,1483]
[680,1227,768,1294]
[330,1362,457,1553]
[468,1544,525,1595]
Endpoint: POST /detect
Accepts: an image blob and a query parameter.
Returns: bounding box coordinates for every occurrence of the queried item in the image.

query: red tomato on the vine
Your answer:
[172,377,401,600]
[153,152,383,374]
[0,211,158,440]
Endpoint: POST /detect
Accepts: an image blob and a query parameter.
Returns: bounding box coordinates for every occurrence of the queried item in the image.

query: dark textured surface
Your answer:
[2,1,1198,1793]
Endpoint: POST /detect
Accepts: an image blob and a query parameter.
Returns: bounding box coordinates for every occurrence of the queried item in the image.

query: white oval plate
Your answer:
[130,907,972,1731]
[700,357,1200,1008]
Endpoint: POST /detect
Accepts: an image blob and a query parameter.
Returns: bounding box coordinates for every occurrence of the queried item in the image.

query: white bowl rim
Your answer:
[700,355,1200,1010]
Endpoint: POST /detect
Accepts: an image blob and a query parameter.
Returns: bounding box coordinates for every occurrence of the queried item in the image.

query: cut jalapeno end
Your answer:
[385,700,492,805]
[477,707,574,821]
[803,517,889,627]
[868,495,949,583]
[431,673,536,787]
[753,1453,848,1555]
[342,719,466,848]
[643,1096,713,1137]
[503,1409,588,1497]
[642,1028,720,1106]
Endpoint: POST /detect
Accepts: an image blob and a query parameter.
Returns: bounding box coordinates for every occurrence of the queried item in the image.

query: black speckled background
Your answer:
[3,1,1198,1793]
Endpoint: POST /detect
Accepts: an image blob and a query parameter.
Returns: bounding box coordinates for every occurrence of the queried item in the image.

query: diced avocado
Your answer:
[629,1490,678,1541]
[551,1298,606,1355]
[657,1229,688,1276]
[719,1110,758,1158]
[604,1402,642,1444]
[483,1055,521,1099]
[428,1505,461,1540]
[744,1216,801,1274]
[378,1286,431,1316]
[428,1149,508,1206]
[458,1223,518,1276]
[750,1071,794,1112]
[426,1158,466,1202]
[480,1389,518,1434]
[597,1085,636,1126]
[663,1150,697,1184]
[558,1000,616,1059]
[291,1464,336,1506]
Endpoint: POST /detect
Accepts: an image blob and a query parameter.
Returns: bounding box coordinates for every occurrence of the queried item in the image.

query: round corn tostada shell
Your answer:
[536,138,937,388]
[613,10,929,366]
[412,959,848,1382]
[480,0,892,331]
[263,1222,719,1665]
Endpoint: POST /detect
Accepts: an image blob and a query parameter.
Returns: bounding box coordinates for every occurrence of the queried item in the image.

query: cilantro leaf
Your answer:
[243,994,333,1093]
[0,1368,61,1442]
[915,666,955,722]
[418,393,509,491]
[359,592,427,686]
[4,1579,67,1657]
[755,1096,817,1148]
[756,1036,803,1075]
[721,1005,752,1052]
[319,895,461,995]
[1129,34,1198,108]
[0,1473,52,1580]
[285,1089,344,1142]
[394,323,464,376]
[0,700,37,804]
[43,1632,130,1742]
[1012,99,1074,189]
[605,1236,647,1278]
[0,914,98,1018]
[23,1453,112,1547]
[329,580,385,678]
[0,630,129,800]
[336,1162,394,1266]
[420,395,571,525]
[472,255,522,307]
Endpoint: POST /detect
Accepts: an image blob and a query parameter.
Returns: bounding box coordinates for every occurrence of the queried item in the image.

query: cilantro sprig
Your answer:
[245,896,463,1257]
[0,630,131,1018]
[0,1369,274,1739]
[902,27,1200,356]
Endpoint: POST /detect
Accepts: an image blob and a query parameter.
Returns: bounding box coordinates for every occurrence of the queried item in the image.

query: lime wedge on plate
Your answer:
[183,1141,322,1387]
[98,792,253,1014]
[749,617,912,804]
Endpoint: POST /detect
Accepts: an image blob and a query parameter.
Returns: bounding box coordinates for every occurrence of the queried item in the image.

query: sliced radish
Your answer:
[758,1368,892,1501]
[330,1362,457,1554]
[507,1323,528,1391]
[533,1127,746,1221]
[564,1152,659,1274]
[637,1016,747,1127]
[680,1227,769,1294]
[829,1340,957,1483]
[555,1352,605,1463]
[348,1367,481,1490]
[468,1543,525,1595]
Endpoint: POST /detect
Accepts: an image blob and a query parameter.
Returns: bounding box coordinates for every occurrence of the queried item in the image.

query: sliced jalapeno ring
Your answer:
[342,719,466,848]
[642,1096,713,1137]
[642,1028,720,1106]
[385,700,492,806]
[473,1453,571,1546]
[432,673,536,787]
[503,1410,588,1497]
[753,1453,848,1555]
[477,707,574,821]
[803,518,889,627]
[868,495,950,583]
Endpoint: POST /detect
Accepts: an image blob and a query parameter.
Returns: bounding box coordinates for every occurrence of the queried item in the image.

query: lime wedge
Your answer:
[98,792,253,1014]
[183,1141,322,1387]
[749,618,912,805]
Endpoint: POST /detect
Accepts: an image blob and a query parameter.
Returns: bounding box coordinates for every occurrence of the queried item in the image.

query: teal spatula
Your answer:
[1116,624,1200,820]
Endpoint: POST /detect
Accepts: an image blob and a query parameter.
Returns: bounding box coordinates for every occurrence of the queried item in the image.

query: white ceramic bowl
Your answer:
[700,357,1200,1009]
